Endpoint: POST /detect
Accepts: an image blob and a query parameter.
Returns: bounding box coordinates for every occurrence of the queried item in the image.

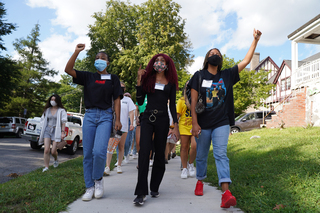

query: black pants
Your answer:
[134,112,169,195]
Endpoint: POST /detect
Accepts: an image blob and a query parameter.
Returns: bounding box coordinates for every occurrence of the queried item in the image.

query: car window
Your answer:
[0,117,13,123]
[21,119,26,124]
[256,113,263,119]
[244,113,255,120]
[67,116,73,122]
[16,118,21,124]
[235,113,246,121]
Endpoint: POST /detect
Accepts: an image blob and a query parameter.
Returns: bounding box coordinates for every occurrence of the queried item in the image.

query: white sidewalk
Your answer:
[62,156,243,213]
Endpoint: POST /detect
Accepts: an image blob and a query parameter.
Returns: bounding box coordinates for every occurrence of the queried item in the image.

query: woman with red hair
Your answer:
[133,53,180,205]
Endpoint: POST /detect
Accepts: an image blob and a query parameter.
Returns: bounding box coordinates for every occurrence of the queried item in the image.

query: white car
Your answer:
[22,112,84,155]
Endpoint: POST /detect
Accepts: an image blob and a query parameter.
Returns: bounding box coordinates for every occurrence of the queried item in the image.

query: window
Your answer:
[281,79,286,91]
[286,77,291,90]
[256,112,263,119]
[244,113,255,120]
[15,118,21,124]
[21,119,26,124]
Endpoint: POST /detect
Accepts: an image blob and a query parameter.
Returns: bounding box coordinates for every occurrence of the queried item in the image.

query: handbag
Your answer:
[184,71,205,114]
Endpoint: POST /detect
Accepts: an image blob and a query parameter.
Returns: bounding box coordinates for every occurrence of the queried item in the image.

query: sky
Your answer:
[2,0,320,82]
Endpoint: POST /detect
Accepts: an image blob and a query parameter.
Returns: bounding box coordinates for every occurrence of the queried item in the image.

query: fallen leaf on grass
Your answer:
[273,204,286,210]
[7,173,22,178]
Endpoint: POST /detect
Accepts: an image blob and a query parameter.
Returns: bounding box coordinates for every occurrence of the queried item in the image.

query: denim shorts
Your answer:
[44,126,56,141]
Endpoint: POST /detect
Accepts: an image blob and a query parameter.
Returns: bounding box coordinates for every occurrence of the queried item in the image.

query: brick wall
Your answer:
[267,87,307,128]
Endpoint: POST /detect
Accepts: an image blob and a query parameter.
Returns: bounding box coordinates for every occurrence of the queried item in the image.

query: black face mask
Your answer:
[121,87,125,94]
[207,55,221,66]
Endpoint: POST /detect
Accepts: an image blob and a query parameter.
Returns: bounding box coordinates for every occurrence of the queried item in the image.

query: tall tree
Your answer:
[1,24,58,117]
[87,0,193,97]
[0,2,20,110]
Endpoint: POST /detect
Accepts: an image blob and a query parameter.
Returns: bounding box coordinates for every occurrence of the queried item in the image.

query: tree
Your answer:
[0,2,20,110]
[233,68,273,116]
[1,24,59,117]
[87,0,193,98]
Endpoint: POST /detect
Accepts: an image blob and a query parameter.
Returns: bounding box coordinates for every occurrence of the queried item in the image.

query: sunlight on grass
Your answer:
[205,127,320,213]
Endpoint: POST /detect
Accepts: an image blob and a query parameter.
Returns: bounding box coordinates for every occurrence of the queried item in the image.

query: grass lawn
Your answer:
[0,154,117,213]
[1,127,319,212]
[204,127,320,212]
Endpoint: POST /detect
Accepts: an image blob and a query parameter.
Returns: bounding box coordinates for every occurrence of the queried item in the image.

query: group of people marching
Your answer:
[40,29,262,209]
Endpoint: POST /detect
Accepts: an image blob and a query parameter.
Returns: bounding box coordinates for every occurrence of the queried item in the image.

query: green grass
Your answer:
[204,127,320,212]
[1,128,320,212]
[0,155,117,213]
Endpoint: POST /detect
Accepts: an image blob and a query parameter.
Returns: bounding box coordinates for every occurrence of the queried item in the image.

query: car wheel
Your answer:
[16,129,23,138]
[30,141,42,149]
[230,127,240,134]
[67,137,79,155]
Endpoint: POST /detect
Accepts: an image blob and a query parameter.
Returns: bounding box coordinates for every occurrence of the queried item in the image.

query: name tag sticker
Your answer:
[202,80,212,88]
[101,74,111,80]
[155,83,165,90]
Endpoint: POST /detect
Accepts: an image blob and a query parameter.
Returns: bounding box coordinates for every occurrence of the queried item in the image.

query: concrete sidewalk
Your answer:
[62,156,243,213]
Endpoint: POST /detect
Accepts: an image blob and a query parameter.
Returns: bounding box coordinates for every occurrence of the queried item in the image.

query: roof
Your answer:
[273,60,305,84]
[301,51,320,62]
[288,14,320,39]
[253,56,280,71]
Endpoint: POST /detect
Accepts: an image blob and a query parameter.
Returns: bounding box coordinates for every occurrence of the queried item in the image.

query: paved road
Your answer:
[0,137,83,184]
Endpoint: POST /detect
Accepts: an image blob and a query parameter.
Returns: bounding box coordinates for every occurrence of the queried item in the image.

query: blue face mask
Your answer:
[94,59,107,71]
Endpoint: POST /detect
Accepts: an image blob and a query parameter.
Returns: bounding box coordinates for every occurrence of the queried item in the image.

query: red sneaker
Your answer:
[194,180,203,196]
[220,190,237,208]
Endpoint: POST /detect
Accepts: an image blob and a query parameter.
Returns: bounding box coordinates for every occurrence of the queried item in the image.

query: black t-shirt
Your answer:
[136,82,178,124]
[188,65,239,129]
[73,70,123,110]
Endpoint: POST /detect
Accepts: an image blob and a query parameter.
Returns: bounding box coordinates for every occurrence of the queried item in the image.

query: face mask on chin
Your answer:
[94,59,107,71]
[207,55,221,66]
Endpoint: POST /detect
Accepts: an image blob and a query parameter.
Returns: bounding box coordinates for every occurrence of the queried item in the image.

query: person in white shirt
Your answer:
[105,82,135,174]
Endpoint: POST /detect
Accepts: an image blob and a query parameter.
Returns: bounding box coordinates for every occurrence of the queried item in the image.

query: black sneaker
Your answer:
[171,152,176,158]
[133,195,146,205]
[150,191,160,198]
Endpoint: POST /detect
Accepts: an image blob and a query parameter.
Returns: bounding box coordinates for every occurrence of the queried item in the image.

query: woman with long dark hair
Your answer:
[133,53,180,205]
[39,94,67,172]
[189,29,262,208]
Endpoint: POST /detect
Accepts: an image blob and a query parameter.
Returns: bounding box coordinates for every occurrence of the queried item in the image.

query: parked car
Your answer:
[230,111,276,134]
[0,116,27,138]
[22,112,84,155]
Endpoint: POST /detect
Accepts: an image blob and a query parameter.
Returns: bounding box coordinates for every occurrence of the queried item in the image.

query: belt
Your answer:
[145,109,166,122]
[145,109,165,114]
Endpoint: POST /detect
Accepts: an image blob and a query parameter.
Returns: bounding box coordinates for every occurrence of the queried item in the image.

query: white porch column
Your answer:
[291,41,298,89]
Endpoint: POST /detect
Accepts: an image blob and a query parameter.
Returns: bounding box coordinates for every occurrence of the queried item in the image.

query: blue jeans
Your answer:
[82,108,113,188]
[124,122,134,157]
[132,126,137,154]
[195,125,231,186]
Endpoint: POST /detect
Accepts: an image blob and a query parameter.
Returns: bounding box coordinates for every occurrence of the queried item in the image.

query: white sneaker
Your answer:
[181,168,188,179]
[53,160,59,168]
[132,154,138,159]
[123,156,129,164]
[94,178,104,199]
[42,167,49,172]
[149,159,153,167]
[103,166,110,176]
[117,166,122,173]
[82,186,95,201]
[188,162,196,177]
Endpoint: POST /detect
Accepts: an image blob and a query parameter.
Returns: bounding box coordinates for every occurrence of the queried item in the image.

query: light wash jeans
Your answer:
[124,121,134,157]
[82,108,113,188]
[195,125,231,186]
